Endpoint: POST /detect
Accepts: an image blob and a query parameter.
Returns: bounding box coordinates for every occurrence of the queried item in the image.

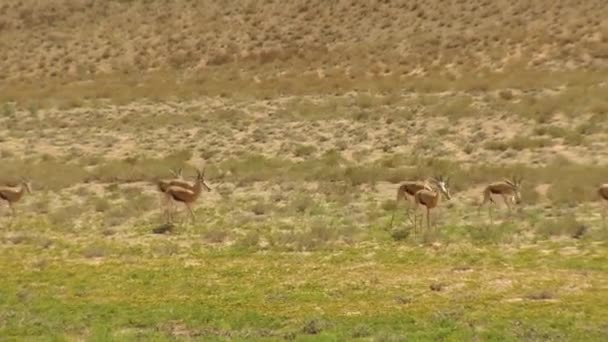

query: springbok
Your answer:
[164,168,211,223]
[413,176,452,231]
[0,180,32,217]
[478,176,522,222]
[390,179,433,228]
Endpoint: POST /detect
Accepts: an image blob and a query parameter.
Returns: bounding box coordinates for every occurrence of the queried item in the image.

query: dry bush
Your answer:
[91,150,192,183]
[1,0,607,105]
[0,158,88,191]
[202,227,230,244]
[535,217,586,239]
[534,125,586,146]
[293,144,317,158]
[507,136,554,151]
[540,158,608,205]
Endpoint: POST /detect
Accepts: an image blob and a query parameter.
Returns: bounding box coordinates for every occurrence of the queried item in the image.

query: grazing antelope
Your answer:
[0,180,32,217]
[478,176,523,222]
[164,168,211,223]
[598,184,608,223]
[390,179,433,228]
[413,176,452,231]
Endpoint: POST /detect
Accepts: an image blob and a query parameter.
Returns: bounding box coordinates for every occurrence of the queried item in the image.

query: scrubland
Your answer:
[1,0,608,340]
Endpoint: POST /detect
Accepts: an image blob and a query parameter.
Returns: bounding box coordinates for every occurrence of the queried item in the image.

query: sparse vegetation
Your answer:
[1,0,608,340]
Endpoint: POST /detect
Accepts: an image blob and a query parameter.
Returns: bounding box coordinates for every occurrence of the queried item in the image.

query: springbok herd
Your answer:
[1,167,608,231]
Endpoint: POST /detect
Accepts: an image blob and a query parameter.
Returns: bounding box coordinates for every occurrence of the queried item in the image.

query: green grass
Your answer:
[1,234,607,340]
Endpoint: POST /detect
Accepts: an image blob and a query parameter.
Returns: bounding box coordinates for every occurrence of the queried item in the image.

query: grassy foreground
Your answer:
[1,225,607,341]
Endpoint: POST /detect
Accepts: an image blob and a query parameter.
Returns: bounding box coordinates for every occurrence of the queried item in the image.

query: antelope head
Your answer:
[504,176,523,204]
[197,168,212,192]
[433,175,451,200]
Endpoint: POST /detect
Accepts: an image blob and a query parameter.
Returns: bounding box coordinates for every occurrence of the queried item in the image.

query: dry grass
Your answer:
[1,1,608,104]
[1,2,608,339]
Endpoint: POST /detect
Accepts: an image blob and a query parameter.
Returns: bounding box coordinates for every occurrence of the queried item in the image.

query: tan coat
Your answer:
[0,182,32,215]
[413,177,451,230]
[396,180,433,203]
[164,169,211,222]
[479,179,521,208]
[599,184,608,201]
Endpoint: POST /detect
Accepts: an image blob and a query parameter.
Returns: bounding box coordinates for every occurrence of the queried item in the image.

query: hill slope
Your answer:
[1,0,607,102]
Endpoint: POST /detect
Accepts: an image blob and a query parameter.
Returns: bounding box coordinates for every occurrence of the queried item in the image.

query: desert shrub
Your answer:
[202,227,229,244]
[293,144,317,158]
[91,196,111,213]
[91,151,192,183]
[468,223,519,245]
[353,93,379,109]
[48,204,82,228]
[535,217,586,239]
[432,95,476,119]
[276,99,340,121]
[290,194,314,214]
[390,227,410,241]
[351,324,373,338]
[484,140,509,151]
[343,166,378,186]
[220,154,287,185]
[507,135,554,151]
[151,241,180,256]
[534,125,586,146]
[2,102,15,117]
[0,159,88,191]
[82,241,112,258]
[533,125,568,138]
[541,159,608,205]
[498,89,514,100]
[235,230,261,249]
[301,317,330,335]
[381,200,397,212]
[249,197,272,216]
[308,218,336,242]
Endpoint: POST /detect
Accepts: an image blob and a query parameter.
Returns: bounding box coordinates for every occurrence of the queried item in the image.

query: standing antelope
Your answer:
[164,168,212,223]
[413,176,452,231]
[0,180,32,217]
[390,179,433,228]
[598,184,608,223]
[478,176,522,222]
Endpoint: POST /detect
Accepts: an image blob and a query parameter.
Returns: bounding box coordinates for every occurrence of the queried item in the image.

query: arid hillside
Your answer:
[2,1,608,340]
[1,0,608,103]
